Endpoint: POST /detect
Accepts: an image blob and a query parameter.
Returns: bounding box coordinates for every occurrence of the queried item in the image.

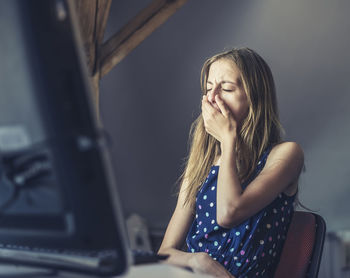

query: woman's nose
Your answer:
[207,84,220,104]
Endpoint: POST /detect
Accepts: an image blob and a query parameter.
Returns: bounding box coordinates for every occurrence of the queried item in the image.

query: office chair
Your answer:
[274,211,326,278]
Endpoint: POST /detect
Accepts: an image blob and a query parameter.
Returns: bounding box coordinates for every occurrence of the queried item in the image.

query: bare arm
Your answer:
[158,180,236,278]
[158,179,195,265]
[217,141,303,228]
[202,94,304,228]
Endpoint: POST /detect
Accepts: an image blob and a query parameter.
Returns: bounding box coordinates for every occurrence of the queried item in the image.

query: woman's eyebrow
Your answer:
[207,81,238,85]
[222,81,237,85]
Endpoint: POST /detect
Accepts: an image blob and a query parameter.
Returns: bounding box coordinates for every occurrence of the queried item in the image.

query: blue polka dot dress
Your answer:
[186,148,297,278]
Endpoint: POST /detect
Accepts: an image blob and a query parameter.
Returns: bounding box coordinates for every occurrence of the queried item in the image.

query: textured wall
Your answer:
[100,0,350,239]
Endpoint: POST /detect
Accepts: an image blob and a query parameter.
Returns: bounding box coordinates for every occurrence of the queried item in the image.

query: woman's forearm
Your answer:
[159,248,236,277]
[216,139,243,227]
[158,247,193,267]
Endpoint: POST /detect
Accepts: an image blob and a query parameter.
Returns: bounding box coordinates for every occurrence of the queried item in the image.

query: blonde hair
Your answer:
[180,47,284,208]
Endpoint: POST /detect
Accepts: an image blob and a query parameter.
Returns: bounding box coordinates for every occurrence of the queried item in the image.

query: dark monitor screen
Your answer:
[0,0,129,275]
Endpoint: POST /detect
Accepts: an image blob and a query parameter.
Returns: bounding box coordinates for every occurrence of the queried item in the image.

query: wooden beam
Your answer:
[74,0,98,74]
[95,0,112,48]
[74,0,111,75]
[90,0,111,119]
[99,0,188,78]
[74,0,112,119]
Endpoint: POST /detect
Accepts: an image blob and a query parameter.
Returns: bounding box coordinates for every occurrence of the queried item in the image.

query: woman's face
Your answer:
[206,59,249,125]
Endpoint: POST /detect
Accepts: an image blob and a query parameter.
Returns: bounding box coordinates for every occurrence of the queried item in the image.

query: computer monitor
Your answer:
[0,0,129,275]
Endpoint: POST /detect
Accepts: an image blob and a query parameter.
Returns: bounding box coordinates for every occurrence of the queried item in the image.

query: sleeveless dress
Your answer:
[186,148,297,278]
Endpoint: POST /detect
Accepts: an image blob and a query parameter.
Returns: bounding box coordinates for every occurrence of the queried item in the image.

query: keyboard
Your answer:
[0,244,120,275]
[0,245,169,275]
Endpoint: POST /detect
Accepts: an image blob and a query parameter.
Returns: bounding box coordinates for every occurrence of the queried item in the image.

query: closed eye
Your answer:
[222,86,236,92]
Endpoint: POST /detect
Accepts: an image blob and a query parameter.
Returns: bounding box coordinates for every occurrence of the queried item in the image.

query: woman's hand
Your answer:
[201,95,237,146]
[188,252,236,278]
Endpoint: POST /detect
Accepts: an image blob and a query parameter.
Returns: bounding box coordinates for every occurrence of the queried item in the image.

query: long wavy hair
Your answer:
[179,47,285,208]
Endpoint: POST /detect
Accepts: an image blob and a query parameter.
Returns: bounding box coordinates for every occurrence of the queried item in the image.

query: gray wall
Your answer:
[100,0,350,240]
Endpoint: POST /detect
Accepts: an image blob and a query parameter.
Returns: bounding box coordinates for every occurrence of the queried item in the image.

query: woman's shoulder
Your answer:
[266,141,304,196]
[271,141,304,196]
[269,141,304,162]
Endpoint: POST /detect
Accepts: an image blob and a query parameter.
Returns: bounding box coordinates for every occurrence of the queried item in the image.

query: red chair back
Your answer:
[274,211,326,278]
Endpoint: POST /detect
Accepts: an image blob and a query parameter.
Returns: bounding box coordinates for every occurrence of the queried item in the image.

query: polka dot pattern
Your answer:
[186,147,297,277]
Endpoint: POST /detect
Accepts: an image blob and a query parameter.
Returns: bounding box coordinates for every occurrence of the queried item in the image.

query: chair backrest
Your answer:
[274,211,326,278]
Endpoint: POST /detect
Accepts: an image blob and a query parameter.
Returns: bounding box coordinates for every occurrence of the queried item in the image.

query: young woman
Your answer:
[158,48,304,278]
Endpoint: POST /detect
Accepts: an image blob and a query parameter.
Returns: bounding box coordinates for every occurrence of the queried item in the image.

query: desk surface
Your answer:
[121,264,212,278]
[0,263,212,278]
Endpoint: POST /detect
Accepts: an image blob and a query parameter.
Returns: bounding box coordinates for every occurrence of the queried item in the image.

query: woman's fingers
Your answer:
[201,95,225,140]
[201,94,237,142]
[215,95,230,118]
[190,253,234,278]
[202,95,217,115]
[201,97,215,135]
